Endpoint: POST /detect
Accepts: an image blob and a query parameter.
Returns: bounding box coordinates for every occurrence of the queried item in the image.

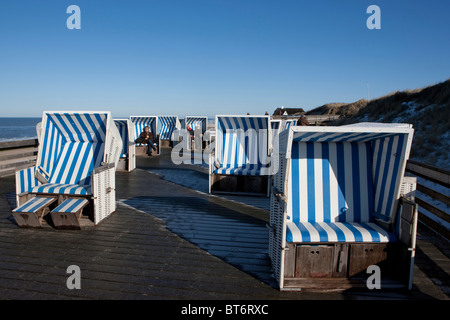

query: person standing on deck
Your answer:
[135,126,157,156]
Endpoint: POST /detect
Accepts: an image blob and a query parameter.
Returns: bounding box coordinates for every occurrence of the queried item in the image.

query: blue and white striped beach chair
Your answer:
[283,118,297,131]
[209,115,272,196]
[270,118,296,151]
[184,116,208,151]
[130,116,160,156]
[270,119,283,143]
[157,115,181,147]
[114,119,136,172]
[269,123,418,290]
[13,111,122,228]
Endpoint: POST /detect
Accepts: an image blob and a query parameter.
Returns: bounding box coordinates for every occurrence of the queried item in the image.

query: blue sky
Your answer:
[0,0,449,118]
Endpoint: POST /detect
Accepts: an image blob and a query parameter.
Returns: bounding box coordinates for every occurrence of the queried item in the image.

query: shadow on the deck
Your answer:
[122,195,278,288]
[146,167,271,211]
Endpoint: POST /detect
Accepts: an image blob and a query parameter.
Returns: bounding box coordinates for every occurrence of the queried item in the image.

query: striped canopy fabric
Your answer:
[284,124,413,243]
[185,116,207,133]
[271,119,297,147]
[215,115,271,176]
[270,120,282,142]
[130,116,158,144]
[284,119,297,130]
[33,112,111,195]
[114,119,129,157]
[16,167,39,197]
[158,116,179,140]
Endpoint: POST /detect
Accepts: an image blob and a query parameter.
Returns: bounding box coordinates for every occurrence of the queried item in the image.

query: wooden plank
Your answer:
[418,211,450,240]
[0,146,38,161]
[332,243,349,277]
[417,183,450,206]
[0,139,38,151]
[283,277,405,291]
[283,243,296,278]
[348,243,388,278]
[406,161,450,188]
[0,167,16,178]
[283,277,366,291]
[415,197,450,224]
[0,155,37,170]
[295,245,334,278]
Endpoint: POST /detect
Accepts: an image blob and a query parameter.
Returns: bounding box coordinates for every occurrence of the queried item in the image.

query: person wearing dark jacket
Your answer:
[135,126,157,155]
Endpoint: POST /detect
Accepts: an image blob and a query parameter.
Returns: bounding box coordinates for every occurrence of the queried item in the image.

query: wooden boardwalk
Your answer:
[0,149,449,300]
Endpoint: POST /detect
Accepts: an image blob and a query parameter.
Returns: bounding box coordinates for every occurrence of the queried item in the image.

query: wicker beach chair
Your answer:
[130,116,160,156]
[184,116,208,151]
[13,111,122,228]
[114,119,136,172]
[157,115,181,147]
[268,123,418,290]
[209,115,272,196]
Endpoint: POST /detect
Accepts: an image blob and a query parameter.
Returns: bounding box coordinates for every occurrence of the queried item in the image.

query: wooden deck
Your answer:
[0,148,449,300]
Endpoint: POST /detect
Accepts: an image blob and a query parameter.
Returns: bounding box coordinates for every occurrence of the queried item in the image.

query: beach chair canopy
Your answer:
[158,115,180,140]
[270,119,282,138]
[114,119,134,157]
[214,115,271,175]
[185,116,208,133]
[32,111,120,195]
[283,119,297,130]
[279,123,414,243]
[271,118,297,134]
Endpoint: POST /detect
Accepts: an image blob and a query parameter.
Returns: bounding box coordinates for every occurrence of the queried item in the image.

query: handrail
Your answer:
[0,139,39,177]
[405,160,450,239]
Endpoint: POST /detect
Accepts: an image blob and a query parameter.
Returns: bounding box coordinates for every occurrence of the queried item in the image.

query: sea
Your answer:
[0,117,41,142]
[0,117,216,142]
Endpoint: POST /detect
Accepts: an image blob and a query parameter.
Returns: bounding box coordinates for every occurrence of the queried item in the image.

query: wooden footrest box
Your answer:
[50,198,89,229]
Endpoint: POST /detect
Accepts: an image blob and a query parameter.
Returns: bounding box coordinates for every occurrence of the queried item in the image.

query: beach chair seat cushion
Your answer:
[31,183,91,196]
[213,164,267,176]
[286,221,397,243]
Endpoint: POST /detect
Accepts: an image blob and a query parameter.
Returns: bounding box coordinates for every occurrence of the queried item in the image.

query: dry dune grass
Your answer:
[305,78,450,169]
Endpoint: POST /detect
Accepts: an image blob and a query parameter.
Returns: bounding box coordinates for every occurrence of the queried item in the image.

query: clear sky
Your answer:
[0,0,449,118]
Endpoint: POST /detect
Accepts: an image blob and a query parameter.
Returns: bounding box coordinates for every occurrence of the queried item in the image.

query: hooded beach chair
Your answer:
[283,118,298,130]
[184,116,208,151]
[209,115,272,196]
[130,116,160,156]
[268,123,418,290]
[270,118,296,148]
[270,119,283,143]
[157,115,181,147]
[13,111,122,228]
[114,119,136,172]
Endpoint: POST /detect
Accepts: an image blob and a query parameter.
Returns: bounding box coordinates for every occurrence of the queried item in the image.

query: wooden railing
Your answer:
[0,139,39,178]
[406,160,450,239]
